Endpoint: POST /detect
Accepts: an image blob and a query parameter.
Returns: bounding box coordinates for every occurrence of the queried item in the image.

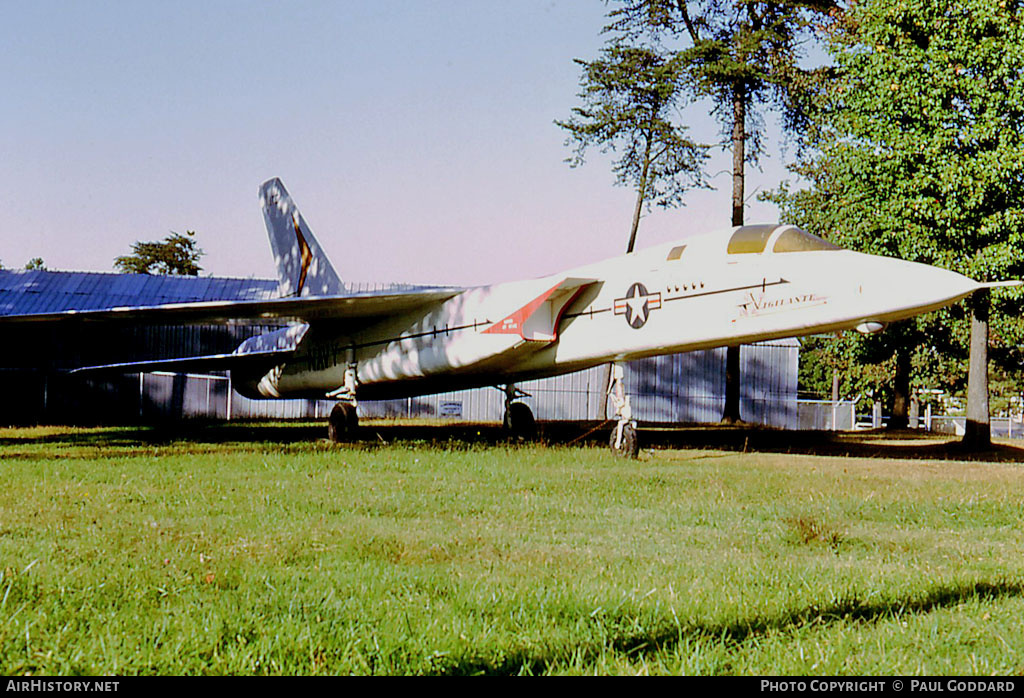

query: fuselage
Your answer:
[234,224,979,401]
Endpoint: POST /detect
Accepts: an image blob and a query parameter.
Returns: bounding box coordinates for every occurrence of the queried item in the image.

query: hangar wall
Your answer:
[360,341,798,428]
[33,340,797,428]
[0,270,798,428]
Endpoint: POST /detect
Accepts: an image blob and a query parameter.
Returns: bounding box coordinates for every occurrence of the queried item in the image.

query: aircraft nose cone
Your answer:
[906,260,978,306]
[864,256,979,319]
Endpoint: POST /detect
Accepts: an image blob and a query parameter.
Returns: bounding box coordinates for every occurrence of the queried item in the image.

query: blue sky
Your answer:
[1,0,794,286]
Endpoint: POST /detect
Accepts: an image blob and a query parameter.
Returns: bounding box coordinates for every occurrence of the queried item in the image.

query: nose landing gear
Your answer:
[607,363,639,458]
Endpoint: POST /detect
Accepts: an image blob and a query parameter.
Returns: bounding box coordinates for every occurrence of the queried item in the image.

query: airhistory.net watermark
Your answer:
[5,681,118,693]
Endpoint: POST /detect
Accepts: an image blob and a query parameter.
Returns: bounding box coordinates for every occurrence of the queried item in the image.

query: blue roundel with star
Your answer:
[613,282,662,329]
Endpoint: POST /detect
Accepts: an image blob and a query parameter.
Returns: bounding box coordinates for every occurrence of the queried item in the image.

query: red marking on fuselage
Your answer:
[483,281,583,341]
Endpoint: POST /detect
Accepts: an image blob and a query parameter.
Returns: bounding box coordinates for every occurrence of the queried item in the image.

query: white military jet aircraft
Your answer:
[2,179,988,455]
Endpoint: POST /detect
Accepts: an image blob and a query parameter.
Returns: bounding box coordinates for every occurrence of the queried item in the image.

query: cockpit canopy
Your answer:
[726,225,841,255]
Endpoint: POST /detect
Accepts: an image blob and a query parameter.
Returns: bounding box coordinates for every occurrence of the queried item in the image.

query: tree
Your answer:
[558,42,709,253]
[591,0,832,422]
[24,257,46,270]
[770,0,1024,442]
[114,231,204,276]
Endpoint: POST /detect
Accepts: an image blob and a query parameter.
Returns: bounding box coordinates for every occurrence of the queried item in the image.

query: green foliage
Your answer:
[801,333,1024,414]
[771,0,1024,401]
[986,366,1024,416]
[799,333,903,401]
[114,231,204,276]
[23,257,45,271]
[798,336,830,398]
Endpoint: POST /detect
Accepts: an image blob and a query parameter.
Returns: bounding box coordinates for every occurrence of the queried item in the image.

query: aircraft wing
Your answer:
[0,287,464,325]
[67,320,312,376]
[67,350,295,375]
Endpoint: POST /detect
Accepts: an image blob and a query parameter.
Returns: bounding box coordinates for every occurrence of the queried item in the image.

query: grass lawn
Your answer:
[1,422,1023,675]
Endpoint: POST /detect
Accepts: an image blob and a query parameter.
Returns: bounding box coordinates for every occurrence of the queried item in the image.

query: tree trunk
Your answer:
[627,184,645,255]
[731,85,746,229]
[722,344,742,424]
[888,349,910,430]
[722,83,746,424]
[626,126,655,254]
[963,288,991,449]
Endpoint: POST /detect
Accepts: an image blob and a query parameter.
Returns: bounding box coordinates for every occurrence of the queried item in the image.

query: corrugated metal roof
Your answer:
[0,270,280,316]
[0,270,445,317]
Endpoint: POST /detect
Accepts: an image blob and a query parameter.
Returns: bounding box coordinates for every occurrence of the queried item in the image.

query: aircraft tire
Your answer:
[503,402,536,440]
[609,422,640,459]
[328,403,358,443]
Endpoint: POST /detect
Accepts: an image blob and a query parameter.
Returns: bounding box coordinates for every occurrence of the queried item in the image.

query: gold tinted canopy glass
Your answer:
[726,225,842,254]
[772,228,841,253]
[726,225,778,254]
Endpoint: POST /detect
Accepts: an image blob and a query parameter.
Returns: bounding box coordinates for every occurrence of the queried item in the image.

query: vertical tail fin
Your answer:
[259,178,345,297]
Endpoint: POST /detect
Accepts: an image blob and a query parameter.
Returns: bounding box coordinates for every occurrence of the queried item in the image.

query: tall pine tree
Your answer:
[558,42,709,253]
[587,0,831,422]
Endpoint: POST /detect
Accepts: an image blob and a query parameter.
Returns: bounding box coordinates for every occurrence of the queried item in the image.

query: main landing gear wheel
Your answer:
[609,421,640,459]
[501,383,536,440]
[327,402,358,443]
[326,363,360,443]
[503,401,537,440]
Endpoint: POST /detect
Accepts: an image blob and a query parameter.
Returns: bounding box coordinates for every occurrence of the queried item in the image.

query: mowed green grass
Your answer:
[1,423,1023,675]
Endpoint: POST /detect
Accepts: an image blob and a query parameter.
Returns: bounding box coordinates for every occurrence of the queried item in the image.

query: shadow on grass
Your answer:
[5,421,1024,464]
[0,422,326,446]
[637,425,1024,463]
[426,578,1024,676]
[0,424,319,458]
[0,421,502,451]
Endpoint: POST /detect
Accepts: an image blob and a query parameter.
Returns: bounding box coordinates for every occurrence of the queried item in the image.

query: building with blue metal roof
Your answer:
[0,269,278,316]
[0,269,286,424]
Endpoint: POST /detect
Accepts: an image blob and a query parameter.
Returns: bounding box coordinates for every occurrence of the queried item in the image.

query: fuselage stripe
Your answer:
[564,278,788,320]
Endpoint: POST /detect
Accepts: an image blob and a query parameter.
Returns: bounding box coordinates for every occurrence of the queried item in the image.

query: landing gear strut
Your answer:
[502,384,536,439]
[326,363,359,443]
[607,363,639,458]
